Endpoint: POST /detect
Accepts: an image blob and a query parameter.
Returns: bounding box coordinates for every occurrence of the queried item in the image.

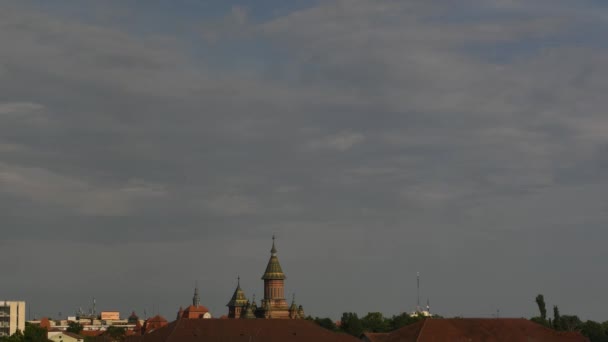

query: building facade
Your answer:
[0,301,26,337]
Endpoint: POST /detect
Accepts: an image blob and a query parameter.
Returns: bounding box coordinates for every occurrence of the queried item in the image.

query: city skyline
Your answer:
[1,0,607,322]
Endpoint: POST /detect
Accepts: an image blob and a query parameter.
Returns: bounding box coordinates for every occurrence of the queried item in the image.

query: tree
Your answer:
[23,323,50,342]
[553,305,562,330]
[361,312,389,333]
[340,312,364,337]
[66,321,84,334]
[581,320,608,342]
[311,317,338,331]
[3,329,24,342]
[388,312,424,331]
[105,326,126,341]
[560,315,582,332]
[535,294,547,322]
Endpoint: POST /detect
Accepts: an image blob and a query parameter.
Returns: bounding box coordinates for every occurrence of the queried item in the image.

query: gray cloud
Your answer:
[0,0,607,322]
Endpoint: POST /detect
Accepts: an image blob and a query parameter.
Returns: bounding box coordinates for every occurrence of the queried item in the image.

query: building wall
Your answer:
[0,301,26,336]
[263,280,285,299]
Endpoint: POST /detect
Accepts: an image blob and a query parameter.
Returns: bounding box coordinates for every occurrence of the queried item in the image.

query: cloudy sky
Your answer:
[1,0,607,322]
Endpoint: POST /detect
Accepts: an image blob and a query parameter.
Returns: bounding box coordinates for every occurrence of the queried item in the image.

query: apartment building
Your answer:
[0,301,26,337]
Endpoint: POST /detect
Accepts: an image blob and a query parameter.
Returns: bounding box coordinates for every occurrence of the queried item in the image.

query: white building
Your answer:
[0,301,26,337]
[48,331,84,342]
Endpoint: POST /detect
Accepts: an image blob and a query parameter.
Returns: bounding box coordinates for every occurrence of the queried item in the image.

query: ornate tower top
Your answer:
[226,276,248,307]
[262,236,286,280]
[193,282,200,307]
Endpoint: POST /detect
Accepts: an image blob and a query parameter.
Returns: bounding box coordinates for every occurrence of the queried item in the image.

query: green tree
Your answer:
[530,317,547,326]
[560,315,582,332]
[535,294,547,322]
[581,320,608,342]
[388,312,424,331]
[105,326,126,340]
[340,312,363,337]
[66,321,84,334]
[3,329,24,342]
[553,305,562,330]
[23,323,50,342]
[361,312,389,333]
[311,317,337,331]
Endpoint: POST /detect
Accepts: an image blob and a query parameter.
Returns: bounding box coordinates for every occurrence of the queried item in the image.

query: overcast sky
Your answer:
[1,0,607,322]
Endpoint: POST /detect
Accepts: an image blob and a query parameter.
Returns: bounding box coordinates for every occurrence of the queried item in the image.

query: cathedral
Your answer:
[227,236,305,319]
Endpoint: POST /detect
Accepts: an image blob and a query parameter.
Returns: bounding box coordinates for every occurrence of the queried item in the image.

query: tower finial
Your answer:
[271,235,277,255]
[193,281,201,307]
[237,275,240,287]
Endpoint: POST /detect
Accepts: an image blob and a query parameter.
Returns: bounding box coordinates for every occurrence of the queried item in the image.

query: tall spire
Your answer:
[193,281,200,307]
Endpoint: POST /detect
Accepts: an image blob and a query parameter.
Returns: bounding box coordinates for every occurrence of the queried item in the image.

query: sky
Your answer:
[1,0,607,322]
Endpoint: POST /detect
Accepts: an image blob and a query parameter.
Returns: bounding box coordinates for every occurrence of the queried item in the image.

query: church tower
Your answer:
[257,236,290,318]
[227,277,248,318]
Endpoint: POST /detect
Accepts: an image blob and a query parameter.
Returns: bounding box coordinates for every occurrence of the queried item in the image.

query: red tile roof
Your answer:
[184,305,210,313]
[124,318,359,342]
[180,305,212,319]
[364,318,589,342]
[80,330,104,337]
[143,315,170,334]
[362,332,390,342]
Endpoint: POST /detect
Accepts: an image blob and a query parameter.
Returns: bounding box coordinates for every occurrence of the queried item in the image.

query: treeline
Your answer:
[532,294,608,342]
[307,311,428,336]
[0,323,50,342]
[0,322,122,342]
